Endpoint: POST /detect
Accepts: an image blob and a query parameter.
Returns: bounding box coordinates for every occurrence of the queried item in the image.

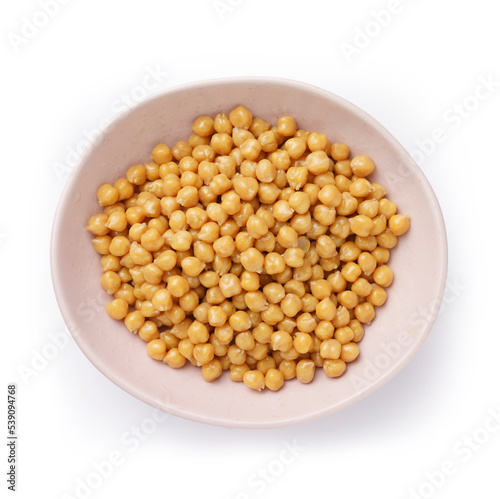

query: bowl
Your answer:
[50,77,447,428]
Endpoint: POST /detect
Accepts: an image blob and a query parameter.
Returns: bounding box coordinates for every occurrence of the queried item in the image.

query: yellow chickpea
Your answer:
[106,298,128,320]
[201,358,223,381]
[388,214,410,236]
[243,370,265,391]
[284,137,307,159]
[341,342,360,363]
[152,144,172,165]
[163,348,186,369]
[126,164,147,185]
[306,151,330,175]
[296,359,315,384]
[277,116,297,137]
[331,143,350,161]
[147,339,167,360]
[323,359,347,378]
[373,265,394,287]
[264,368,284,391]
[191,115,214,137]
[229,105,253,129]
[350,155,375,177]
[320,338,341,360]
[193,343,215,366]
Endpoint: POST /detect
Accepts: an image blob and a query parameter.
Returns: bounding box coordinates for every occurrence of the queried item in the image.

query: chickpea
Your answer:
[191,115,214,137]
[163,348,186,369]
[270,330,293,352]
[105,210,127,232]
[284,138,307,159]
[152,288,173,312]
[167,275,190,298]
[264,252,286,275]
[315,320,334,341]
[337,192,358,216]
[264,368,284,391]
[293,333,313,354]
[114,178,135,201]
[316,297,337,320]
[296,359,315,384]
[189,133,210,149]
[126,164,147,185]
[233,177,259,201]
[296,313,316,333]
[351,277,373,297]
[316,235,337,259]
[101,271,122,294]
[170,230,193,252]
[307,132,329,152]
[306,151,330,175]
[281,293,303,317]
[349,215,374,237]
[331,143,350,161]
[373,265,394,287]
[106,298,128,320]
[278,359,295,380]
[229,105,253,129]
[354,302,376,324]
[341,342,360,363]
[240,248,265,273]
[389,214,410,236]
[235,332,256,351]
[86,214,109,236]
[240,138,262,161]
[96,184,119,207]
[323,359,347,378]
[341,262,362,283]
[371,246,391,265]
[193,343,215,366]
[351,155,375,177]
[288,191,310,214]
[147,339,167,360]
[229,363,250,381]
[123,310,145,333]
[313,204,336,226]
[243,370,265,391]
[229,311,252,332]
[172,141,193,161]
[201,358,223,381]
[139,320,160,341]
[277,116,297,137]
[219,274,242,298]
[176,186,199,208]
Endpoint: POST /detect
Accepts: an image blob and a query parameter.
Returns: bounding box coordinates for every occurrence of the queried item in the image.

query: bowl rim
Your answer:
[50,76,448,428]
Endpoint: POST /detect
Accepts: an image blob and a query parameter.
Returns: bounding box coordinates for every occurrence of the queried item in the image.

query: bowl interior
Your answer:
[51,78,447,428]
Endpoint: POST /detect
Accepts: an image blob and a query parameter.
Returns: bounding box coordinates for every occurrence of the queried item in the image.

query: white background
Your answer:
[2,1,499,498]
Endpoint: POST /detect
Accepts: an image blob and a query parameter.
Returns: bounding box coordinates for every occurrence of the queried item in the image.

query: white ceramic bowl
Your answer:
[51,77,447,428]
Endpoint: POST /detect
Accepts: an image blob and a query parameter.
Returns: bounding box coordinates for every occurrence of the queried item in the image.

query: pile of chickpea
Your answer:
[86,105,410,392]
